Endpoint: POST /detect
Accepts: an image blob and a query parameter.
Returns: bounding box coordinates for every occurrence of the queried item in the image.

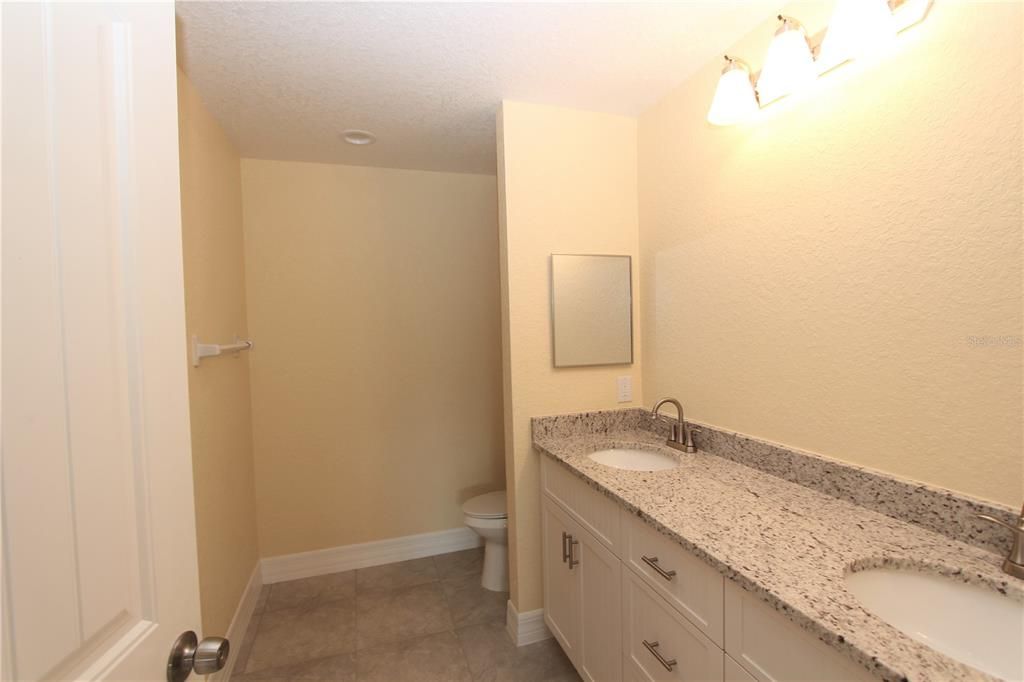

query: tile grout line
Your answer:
[433,550,497,681]
[237,550,491,680]
[238,579,359,680]
[449,621,481,681]
[431,552,477,681]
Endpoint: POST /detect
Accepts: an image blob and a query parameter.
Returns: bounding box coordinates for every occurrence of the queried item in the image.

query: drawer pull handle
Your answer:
[561,532,570,563]
[642,639,677,671]
[641,555,677,581]
[569,538,580,569]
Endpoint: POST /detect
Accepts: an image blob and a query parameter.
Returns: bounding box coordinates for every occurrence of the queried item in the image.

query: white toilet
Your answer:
[463,490,508,592]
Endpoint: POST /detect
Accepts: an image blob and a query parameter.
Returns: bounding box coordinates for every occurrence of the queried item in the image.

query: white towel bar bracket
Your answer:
[191,335,253,367]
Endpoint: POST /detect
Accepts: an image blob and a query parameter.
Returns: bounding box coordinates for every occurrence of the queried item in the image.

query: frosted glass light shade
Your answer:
[756,23,818,105]
[818,0,898,71]
[707,63,759,126]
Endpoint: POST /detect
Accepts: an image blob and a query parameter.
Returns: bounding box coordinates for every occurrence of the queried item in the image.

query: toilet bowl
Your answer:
[463,490,508,592]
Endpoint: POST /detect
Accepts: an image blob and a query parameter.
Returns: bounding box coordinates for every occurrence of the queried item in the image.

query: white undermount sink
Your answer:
[845,568,1024,680]
[587,448,678,472]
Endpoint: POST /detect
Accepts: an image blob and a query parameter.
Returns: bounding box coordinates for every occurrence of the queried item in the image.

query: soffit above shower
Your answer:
[175,1,782,175]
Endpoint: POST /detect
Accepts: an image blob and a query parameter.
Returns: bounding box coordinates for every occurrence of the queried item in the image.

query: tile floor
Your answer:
[231,547,581,682]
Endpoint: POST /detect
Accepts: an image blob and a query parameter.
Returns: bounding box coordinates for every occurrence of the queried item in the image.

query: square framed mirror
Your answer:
[550,254,633,367]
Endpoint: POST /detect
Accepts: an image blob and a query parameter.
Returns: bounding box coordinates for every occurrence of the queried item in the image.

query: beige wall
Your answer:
[177,71,261,636]
[638,2,1023,506]
[497,101,642,611]
[240,159,505,557]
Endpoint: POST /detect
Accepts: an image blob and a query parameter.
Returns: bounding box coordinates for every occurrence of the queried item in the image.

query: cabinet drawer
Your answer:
[623,510,724,647]
[622,568,724,682]
[724,580,875,682]
[542,455,622,552]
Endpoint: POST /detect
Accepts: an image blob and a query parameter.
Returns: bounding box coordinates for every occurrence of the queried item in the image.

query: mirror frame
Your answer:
[549,253,634,368]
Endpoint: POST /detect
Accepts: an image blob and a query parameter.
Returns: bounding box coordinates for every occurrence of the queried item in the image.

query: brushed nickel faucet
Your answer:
[650,398,697,453]
[978,502,1024,580]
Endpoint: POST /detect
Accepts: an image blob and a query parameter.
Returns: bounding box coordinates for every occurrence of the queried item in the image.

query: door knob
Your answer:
[167,630,230,682]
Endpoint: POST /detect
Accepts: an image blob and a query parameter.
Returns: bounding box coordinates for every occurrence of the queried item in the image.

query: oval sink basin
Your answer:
[587,448,678,472]
[845,568,1024,680]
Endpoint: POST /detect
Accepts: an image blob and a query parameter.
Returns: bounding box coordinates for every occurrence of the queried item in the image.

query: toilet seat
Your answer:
[463,490,507,519]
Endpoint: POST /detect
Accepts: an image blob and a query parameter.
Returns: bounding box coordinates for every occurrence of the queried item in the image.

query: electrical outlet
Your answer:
[616,376,633,403]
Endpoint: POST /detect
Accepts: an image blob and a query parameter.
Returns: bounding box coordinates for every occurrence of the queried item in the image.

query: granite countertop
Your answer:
[533,424,1023,682]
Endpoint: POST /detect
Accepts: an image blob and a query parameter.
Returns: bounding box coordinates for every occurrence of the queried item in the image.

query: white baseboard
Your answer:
[506,600,551,647]
[210,563,263,682]
[260,526,482,584]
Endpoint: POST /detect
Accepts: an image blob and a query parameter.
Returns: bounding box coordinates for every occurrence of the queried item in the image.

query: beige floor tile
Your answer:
[232,653,357,682]
[244,599,357,673]
[455,621,580,682]
[355,556,438,594]
[440,574,507,628]
[433,547,484,580]
[356,582,453,649]
[356,630,473,682]
[266,570,355,612]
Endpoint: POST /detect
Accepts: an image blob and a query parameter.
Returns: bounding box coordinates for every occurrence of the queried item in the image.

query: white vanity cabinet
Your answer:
[539,456,879,682]
[622,568,724,681]
[723,580,876,682]
[622,510,724,647]
[541,496,623,682]
[541,497,581,662]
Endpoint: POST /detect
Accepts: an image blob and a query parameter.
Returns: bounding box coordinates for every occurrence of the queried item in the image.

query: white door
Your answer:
[2,2,205,680]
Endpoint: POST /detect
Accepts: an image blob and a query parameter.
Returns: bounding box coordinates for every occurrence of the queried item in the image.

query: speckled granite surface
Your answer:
[534,409,1019,556]
[532,409,1023,682]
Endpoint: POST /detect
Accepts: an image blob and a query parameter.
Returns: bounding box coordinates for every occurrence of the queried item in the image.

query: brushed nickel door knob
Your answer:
[167,630,230,682]
[194,636,230,675]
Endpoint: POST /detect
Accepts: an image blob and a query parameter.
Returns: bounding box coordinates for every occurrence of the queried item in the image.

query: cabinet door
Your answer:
[576,528,623,682]
[724,580,874,682]
[623,569,724,682]
[543,496,581,662]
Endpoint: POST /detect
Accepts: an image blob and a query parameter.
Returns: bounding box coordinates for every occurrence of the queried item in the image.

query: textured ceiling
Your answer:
[175,2,782,174]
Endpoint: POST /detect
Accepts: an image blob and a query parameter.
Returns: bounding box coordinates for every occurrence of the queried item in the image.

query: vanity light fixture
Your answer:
[817,0,898,72]
[707,56,759,126]
[707,0,933,127]
[341,129,377,145]
[756,15,818,106]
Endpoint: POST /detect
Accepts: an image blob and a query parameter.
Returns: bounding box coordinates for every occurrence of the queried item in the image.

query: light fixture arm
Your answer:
[721,54,751,74]
[775,14,808,36]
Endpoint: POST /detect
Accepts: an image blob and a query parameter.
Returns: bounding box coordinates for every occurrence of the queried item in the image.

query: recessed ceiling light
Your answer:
[341,129,377,146]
